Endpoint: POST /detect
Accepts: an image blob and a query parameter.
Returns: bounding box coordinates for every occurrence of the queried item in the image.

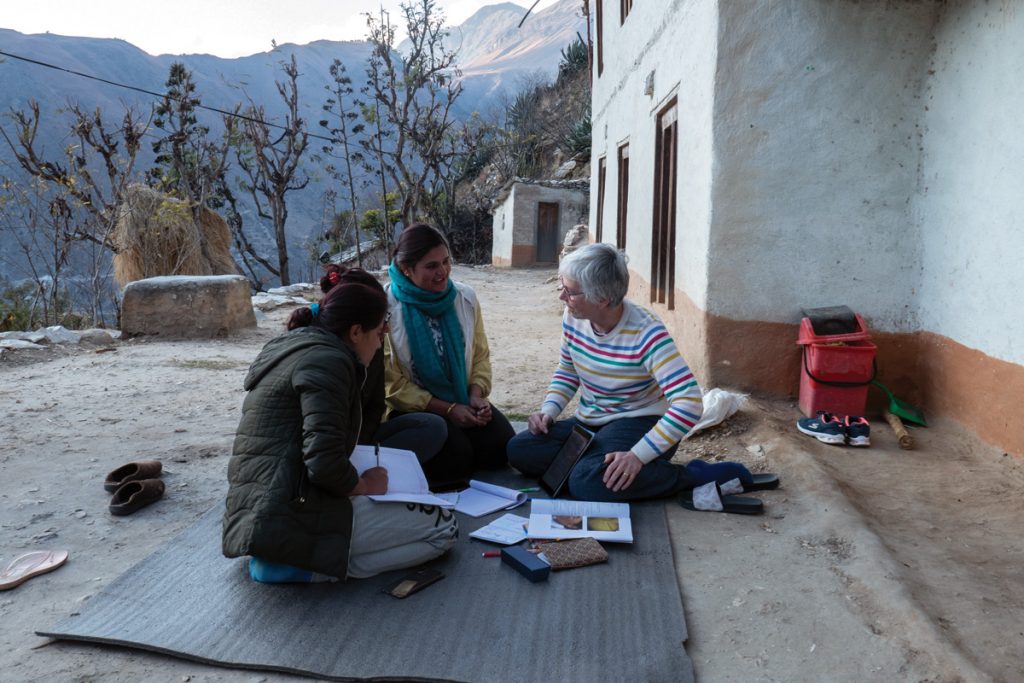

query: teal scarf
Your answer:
[388,262,469,405]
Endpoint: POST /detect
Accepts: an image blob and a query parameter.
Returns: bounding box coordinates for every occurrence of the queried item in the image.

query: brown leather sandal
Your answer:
[104,460,162,492]
[109,478,165,516]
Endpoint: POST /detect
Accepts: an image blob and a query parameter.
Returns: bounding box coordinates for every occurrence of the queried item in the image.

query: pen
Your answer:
[481,551,501,558]
[517,487,540,493]
[374,442,380,468]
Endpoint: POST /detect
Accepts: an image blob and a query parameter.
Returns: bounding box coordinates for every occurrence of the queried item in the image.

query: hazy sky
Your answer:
[3,0,561,58]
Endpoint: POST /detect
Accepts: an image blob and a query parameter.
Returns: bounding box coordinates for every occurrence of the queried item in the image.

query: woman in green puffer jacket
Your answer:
[223,268,457,582]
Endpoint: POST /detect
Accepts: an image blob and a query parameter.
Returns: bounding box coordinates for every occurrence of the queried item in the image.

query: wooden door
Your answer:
[536,202,560,262]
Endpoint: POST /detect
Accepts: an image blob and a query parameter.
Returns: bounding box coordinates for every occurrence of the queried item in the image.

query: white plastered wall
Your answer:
[592,0,1023,369]
[914,2,1024,365]
[709,1,939,330]
[491,186,515,264]
[590,0,718,311]
[491,184,589,264]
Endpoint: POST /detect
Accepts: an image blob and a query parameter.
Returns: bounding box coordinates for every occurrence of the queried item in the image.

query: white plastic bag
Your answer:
[681,388,748,439]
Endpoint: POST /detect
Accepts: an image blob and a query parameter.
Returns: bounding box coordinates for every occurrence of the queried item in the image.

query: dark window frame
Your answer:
[651,98,678,309]
[596,156,607,243]
[620,0,634,24]
[595,0,604,76]
[616,143,629,250]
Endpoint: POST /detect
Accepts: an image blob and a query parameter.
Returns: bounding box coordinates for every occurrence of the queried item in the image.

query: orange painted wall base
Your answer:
[627,270,1024,456]
[493,245,536,268]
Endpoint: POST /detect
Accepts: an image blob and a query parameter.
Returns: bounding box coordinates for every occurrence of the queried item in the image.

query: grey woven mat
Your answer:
[40,478,693,682]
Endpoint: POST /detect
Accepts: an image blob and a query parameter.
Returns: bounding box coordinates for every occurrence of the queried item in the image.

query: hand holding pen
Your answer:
[355,442,388,495]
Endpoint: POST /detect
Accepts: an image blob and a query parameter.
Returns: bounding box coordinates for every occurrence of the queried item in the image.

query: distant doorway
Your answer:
[536,202,560,262]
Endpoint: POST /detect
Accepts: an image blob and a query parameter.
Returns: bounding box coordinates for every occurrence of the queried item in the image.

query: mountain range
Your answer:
[0,0,587,282]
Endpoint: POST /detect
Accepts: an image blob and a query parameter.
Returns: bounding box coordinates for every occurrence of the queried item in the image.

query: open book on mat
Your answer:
[527,499,633,544]
[350,445,454,508]
[439,480,529,517]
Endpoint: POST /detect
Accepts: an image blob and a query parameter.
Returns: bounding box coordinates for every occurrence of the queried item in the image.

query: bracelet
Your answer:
[445,402,457,417]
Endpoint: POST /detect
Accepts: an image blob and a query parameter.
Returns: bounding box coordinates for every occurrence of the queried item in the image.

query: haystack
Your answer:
[112,184,239,286]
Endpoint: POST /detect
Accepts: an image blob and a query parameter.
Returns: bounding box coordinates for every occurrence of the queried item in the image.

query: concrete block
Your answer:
[121,275,256,338]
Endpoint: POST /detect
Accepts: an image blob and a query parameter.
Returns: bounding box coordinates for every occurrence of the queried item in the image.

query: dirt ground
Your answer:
[1,265,1022,682]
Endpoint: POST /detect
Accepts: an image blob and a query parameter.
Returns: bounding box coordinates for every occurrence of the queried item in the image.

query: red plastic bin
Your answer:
[797,314,876,418]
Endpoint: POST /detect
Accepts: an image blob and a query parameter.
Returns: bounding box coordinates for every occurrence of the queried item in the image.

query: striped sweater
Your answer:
[540,301,703,464]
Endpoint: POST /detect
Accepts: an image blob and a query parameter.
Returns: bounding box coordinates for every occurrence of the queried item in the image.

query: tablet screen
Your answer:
[540,424,595,497]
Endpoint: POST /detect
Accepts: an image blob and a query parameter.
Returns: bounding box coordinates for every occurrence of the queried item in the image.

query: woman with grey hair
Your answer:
[507,243,708,501]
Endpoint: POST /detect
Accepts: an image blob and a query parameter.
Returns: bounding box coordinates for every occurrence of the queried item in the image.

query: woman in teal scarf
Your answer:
[384,223,513,484]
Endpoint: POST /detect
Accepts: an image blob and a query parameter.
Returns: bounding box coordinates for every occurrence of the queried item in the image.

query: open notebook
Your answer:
[436,480,529,517]
[350,445,453,508]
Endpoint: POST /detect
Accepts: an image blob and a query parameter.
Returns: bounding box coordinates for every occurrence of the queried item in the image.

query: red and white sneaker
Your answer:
[797,411,846,445]
[844,416,871,447]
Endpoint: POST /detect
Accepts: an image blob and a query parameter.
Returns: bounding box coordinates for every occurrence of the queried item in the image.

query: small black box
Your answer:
[501,545,550,583]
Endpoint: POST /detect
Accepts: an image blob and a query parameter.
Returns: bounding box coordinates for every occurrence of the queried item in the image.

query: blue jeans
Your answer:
[506,416,692,502]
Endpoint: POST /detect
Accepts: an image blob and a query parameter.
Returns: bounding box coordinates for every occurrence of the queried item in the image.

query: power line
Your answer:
[0,48,338,144]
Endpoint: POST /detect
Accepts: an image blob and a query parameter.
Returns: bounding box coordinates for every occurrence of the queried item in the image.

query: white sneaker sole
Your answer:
[797,423,846,445]
[847,436,870,447]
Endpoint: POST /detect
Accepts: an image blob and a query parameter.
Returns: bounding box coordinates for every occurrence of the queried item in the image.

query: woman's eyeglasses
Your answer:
[557,282,584,300]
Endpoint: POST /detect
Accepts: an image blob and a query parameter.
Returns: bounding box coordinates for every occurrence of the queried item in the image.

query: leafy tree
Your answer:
[364,0,464,226]
[359,192,402,247]
[324,206,360,255]
[234,54,310,286]
[0,100,147,252]
[0,178,74,327]
[319,59,367,264]
[147,63,237,272]
[358,95,397,256]
[0,100,148,323]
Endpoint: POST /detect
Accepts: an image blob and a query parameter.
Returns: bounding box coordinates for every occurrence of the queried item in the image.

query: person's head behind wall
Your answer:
[559,243,629,306]
[319,263,347,293]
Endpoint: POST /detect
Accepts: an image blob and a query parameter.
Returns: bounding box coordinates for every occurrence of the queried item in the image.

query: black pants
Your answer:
[395,406,514,485]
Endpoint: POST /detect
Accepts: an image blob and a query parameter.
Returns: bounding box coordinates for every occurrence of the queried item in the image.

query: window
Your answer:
[595,0,604,76]
[620,0,634,23]
[616,143,629,249]
[651,99,677,309]
[596,156,607,242]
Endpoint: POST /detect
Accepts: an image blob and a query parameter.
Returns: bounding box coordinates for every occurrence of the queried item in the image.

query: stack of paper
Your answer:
[468,513,529,545]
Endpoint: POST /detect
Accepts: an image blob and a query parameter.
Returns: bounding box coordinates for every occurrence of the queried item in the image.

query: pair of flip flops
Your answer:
[685,459,780,492]
[104,460,165,515]
[680,460,780,515]
[680,479,765,515]
[0,549,69,591]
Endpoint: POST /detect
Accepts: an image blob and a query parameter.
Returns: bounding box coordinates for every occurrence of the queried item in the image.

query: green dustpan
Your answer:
[871,379,927,427]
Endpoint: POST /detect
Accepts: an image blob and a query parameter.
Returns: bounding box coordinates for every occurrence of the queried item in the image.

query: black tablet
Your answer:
[539,424,595,498]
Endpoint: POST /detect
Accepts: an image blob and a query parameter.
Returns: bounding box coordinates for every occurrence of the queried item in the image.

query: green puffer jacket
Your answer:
[222,326,364,578]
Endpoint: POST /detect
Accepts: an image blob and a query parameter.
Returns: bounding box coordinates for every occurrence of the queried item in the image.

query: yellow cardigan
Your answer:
[383,284,492,414]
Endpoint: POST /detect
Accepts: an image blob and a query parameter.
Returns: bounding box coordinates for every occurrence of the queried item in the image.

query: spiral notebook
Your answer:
[440,480,529,517]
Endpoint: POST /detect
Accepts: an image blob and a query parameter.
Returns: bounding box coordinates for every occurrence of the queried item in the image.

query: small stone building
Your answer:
[491,179,588,266]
